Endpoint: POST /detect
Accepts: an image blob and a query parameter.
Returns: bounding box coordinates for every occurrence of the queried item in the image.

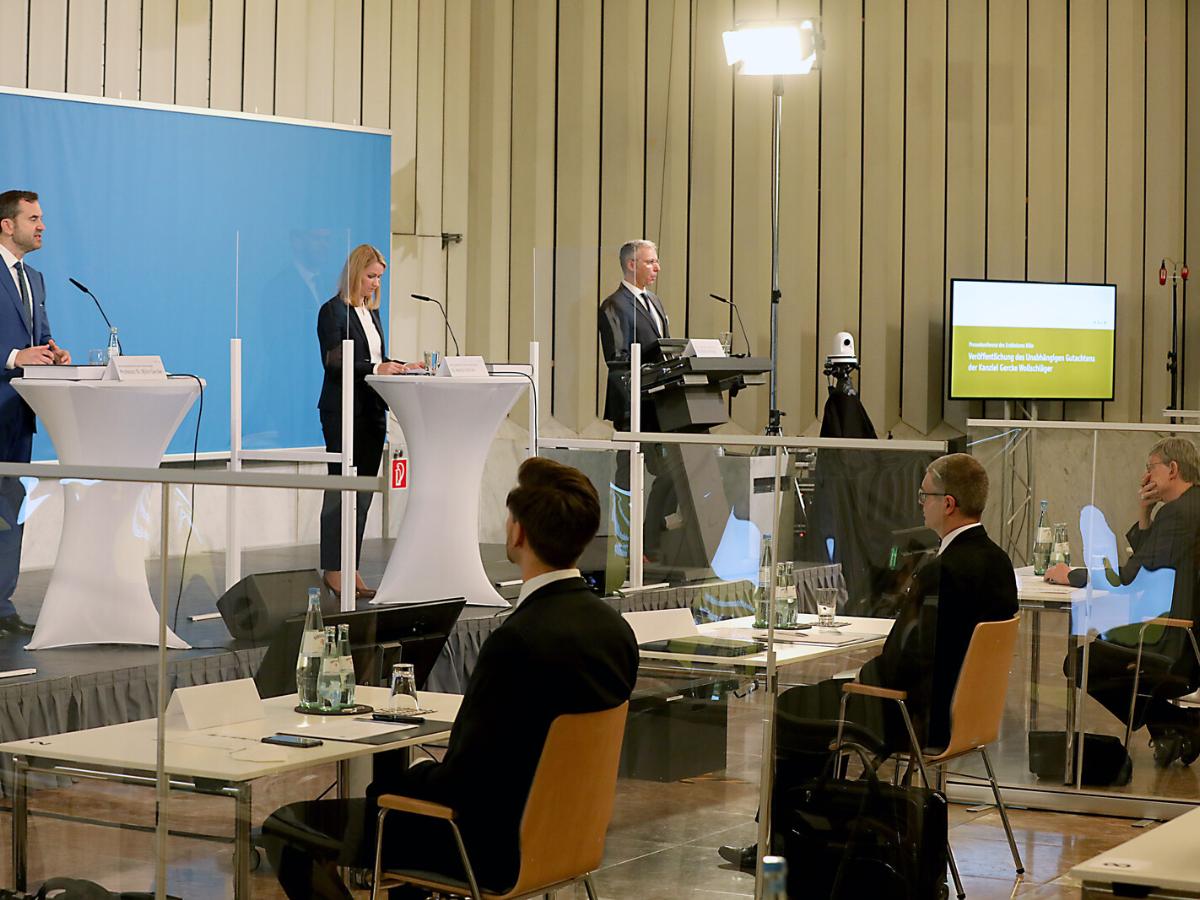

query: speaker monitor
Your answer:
[217,569,328,643]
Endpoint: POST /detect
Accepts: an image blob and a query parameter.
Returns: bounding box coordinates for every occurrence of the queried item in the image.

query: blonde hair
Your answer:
[339,244,386,309]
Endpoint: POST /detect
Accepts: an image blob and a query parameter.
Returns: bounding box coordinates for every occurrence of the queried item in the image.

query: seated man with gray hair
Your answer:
[1047,436,1200,766]
[720,452,1018,869]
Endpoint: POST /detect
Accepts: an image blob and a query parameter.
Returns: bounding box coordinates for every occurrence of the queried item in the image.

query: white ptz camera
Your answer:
[829,331,857,364]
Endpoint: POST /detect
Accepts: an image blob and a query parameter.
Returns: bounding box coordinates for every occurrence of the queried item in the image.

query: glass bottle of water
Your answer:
[106,326,120,361]
[1050,523,1071,568]
[316,626,341,712]
[1032,499,1052,576]
[294,588,324,710]
[337,622,356,708]
[762,855,788,900]
[753,534,773,628]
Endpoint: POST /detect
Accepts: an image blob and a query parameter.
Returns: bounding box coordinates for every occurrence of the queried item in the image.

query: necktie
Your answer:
[640,293,662,337]
[13,261,31,331]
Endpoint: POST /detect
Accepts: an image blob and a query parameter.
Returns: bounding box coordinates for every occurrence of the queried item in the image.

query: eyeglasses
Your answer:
[1146,460,1169,473]
[917,490,947,505]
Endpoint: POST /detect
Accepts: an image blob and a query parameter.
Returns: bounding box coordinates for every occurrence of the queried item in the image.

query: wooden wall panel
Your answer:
[466,0,513,364]
[1066,0,1108,422]
[1186,5,1200,409]
[443,0,471,353]
[943,0,987,430]
[729,0,776,432]
[1141,0,1185,420]
[1104,0,1146,423]
[859,0,904,434]
[552,0,603,431]
[900,0,947,435]
[645,0,691,340]
[333,0,365,125]
[415,0,446,236]
[390,0,419,234]
[0,2,29,88]
[27,0,67,92]
[243,0,277,115]
[362,0,392,128]
[176,0,213,108]
[275,5,315,118]
[141,0,178,103]
[985,0,1026,281]
[210,0,245,111]
[816,0,863,423]
[66,0,105,96]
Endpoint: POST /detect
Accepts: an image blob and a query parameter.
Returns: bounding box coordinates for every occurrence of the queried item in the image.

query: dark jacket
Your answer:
[316,295,392,423]
[860,524,1018,749]
[372,576,639,891]
[0,258,51,461]
[598,284,670,429]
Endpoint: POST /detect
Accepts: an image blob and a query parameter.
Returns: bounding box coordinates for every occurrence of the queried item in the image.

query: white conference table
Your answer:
[633,611,893,673]
[12,377,202,650]
[366,374,527,608]
[0,686,461,899]
[1071,805,1200,898]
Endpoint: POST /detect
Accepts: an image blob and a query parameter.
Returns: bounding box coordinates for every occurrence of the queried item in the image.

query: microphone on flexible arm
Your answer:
[68,277,122,353]
[709,293,751,357]
[410,294,461,356]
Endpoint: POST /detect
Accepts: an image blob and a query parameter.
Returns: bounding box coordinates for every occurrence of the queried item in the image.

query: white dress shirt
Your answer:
[0,244,31,370]
[516,567,582,605]
[352,303,385,374]
[938,521,982,556]
[621,280,665,337]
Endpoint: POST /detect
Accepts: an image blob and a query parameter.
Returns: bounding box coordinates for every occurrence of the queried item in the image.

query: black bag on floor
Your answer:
[1027,730,1132,786]
[772,744,949,899]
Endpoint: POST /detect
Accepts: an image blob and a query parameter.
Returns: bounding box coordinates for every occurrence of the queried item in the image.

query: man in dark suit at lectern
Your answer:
[0,190,69,636]
[598,240,676,561]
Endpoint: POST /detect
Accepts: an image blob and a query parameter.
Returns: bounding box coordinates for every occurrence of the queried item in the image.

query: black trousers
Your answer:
[262,797,466,900]
[1065,640,1196,735]
[319,412,386,572]
[612,439,677,557]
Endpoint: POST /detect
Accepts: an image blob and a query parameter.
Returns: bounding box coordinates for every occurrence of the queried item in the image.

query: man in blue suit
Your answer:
[0,190,71,634]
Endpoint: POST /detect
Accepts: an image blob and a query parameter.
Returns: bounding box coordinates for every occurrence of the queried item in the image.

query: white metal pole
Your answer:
[629,342,644,589]
[340,338,356,611]
[528,340,539,458]
[226,338,242,590]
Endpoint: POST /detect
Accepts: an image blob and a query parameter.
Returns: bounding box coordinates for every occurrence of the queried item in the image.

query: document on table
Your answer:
[275,719,417,742]
[716,627,885,647]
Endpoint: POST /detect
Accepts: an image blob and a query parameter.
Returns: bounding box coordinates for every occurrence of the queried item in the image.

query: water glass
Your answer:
[389,663,418,710]
[718,331,734,355]
[815,588,838,628]
[422,350,441,374]
[88,348,107,366]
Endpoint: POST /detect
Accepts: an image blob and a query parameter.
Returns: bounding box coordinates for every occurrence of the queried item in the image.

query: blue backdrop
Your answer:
[0,90,391,459]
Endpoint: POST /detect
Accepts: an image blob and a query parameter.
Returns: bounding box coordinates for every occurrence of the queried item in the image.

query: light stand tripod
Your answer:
[1160,257,1190,415]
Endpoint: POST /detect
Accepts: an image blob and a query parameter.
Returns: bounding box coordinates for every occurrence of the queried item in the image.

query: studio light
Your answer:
[722,21,819,76]
[721,20,822,434]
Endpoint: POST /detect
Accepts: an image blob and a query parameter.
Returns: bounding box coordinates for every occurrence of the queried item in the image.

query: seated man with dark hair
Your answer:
[263,457,640,899]
[1046,436,1200,766]
[720,452,1018,869]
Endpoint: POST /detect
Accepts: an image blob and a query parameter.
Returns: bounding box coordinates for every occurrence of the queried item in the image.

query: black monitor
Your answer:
[254,598,466,699]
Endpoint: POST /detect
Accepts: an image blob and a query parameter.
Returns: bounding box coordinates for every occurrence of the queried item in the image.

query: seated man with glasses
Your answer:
[1045,437,1200,766]
[719,452,1017,870]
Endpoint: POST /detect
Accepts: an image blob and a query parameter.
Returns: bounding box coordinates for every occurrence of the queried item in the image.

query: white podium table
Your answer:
[12,378,202,650]
[366,374,527,607]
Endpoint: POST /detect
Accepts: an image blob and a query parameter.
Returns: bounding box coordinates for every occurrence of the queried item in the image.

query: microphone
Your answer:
[69,277,121,352]
[410,294,461,356]
[709,293,751,357]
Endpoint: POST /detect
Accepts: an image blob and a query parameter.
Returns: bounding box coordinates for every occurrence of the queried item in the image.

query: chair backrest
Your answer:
[942,616,1020,757]
[508,702,629,895]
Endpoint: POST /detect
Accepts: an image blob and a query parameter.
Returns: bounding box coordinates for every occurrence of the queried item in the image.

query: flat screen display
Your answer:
[948,279,1117,401]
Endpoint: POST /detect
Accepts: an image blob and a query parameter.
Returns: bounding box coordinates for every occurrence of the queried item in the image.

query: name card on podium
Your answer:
[437,355,489,377]
[104,355,168,382]
[683,338,725,359]
[164,678,265,731]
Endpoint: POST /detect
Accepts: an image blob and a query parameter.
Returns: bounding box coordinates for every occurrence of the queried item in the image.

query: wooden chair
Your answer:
[837,615,1023,900]
[370,702,629,900]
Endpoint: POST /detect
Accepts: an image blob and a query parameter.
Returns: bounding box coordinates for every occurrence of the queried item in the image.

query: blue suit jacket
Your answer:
[0,259,53,462]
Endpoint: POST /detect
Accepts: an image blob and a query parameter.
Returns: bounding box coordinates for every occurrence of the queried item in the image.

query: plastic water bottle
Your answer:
[762,855,787,899]
[753,534,773,628]
[316,626,341,712]
[106,326,120,361]
[294,588,324,710]
[337,622,356,708]
[1032,499,1052,576]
